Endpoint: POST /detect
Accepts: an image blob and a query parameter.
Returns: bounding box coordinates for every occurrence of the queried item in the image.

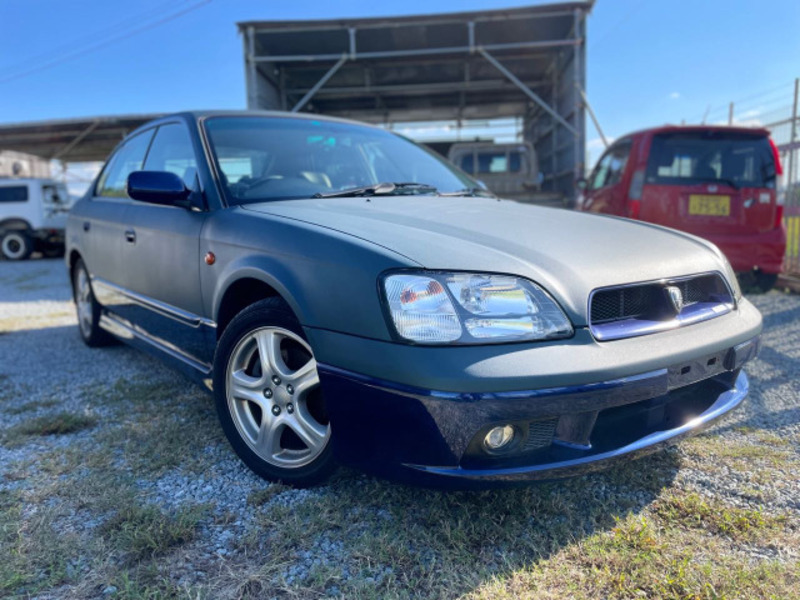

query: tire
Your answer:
[42,244,65,259]
[754,271,777,293]
[0,230,33,260]
[72,259,115,347]
[213,298,336,487]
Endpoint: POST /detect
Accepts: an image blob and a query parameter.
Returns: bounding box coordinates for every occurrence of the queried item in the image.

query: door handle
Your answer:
[83,221,90,232]
[124,229,136,244]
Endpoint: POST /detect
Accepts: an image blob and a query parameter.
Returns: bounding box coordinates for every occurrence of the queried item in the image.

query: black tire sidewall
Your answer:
[212,298,336,487]
[73,259,114,347]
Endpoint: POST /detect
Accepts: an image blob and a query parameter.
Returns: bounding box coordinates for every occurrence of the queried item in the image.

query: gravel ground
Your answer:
[1,257,798,599]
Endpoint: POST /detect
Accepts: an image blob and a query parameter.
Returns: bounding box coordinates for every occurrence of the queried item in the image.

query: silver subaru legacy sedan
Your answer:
[66,111,762,488]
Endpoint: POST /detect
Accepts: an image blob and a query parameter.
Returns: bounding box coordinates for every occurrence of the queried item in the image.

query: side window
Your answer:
[96,131,154,198]
[0,186,29,203]
[590,152,613,190]
[605,142,632,187]
[478,152,508,173]
[509,152,522,173]
[459,154,474,174]
[143,123,198,185]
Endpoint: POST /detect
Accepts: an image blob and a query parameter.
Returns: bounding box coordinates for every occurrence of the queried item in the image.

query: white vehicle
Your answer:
[0,178,71,260]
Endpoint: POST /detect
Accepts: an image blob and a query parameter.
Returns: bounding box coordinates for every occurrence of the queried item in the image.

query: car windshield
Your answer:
[646,131,776,188]
[204,116,478,204]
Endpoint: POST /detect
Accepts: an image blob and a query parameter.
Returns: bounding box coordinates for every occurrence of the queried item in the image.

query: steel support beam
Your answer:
[52,119,100,160]
[478,47,577,136]
[253,39,580,63]
[578,87,607,149]
[290,54,348,113]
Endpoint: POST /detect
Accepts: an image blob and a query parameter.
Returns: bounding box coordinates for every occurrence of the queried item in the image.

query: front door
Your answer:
[120,122,212,369]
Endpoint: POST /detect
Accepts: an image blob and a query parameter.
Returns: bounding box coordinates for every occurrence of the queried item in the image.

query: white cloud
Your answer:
[669,92,681,100]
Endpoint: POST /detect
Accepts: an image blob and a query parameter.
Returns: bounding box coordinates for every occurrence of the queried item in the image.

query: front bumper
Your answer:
[319,335,759,489]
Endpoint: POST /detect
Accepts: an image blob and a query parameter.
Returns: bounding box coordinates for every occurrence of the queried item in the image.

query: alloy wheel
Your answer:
[226,326,330,468]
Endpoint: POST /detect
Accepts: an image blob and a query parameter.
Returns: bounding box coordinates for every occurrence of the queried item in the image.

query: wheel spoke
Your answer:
[287,405,328,453]
[229,369,267,406]
[289,359,320,395]
[255,414,283,455]
[256,330,291,379]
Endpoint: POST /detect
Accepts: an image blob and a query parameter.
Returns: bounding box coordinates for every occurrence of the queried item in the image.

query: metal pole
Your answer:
[478,47,578,135]
[788,78,799,192]
[728,102,734,125]
[246,27,257,109]
[579,88,607,149]
[291,54,348,113]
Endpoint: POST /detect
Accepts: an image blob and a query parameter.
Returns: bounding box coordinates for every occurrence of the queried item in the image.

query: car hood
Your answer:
[242,196,726,325]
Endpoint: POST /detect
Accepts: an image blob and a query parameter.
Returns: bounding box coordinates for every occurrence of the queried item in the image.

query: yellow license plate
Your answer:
[689,195,730,216]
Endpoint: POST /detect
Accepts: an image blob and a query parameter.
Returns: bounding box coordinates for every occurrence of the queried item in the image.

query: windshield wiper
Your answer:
[314,182,438,198]
[438,187,496,198]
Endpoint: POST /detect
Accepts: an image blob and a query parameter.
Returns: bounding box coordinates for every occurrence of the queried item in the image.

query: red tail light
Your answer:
[769,138,783,176]
[627,199,641,219]
[774,203,784,230]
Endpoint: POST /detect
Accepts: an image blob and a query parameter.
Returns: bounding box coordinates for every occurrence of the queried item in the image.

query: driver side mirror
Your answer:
[127,171,191,207]
[576,177,588,191]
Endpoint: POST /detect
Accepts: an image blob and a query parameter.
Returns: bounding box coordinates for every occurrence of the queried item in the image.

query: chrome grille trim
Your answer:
[588,272,735,342]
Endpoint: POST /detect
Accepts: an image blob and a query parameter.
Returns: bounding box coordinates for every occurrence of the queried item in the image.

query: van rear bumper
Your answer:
[705,226,786,273]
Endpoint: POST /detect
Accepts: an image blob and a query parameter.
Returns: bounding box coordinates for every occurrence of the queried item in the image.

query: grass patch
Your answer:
[5,399,60,415]
[247,484,291,507]
[0,490,82,597]
[9,411,96,437]
[653,492,786,539]
[101,504,208,561]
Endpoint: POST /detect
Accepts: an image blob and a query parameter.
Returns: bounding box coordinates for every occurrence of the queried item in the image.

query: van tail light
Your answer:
[774,203,784,230]
[627,169,645,219]
[768,138,783,176]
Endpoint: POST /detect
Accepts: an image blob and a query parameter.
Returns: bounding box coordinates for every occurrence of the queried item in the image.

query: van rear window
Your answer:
[646,132,775,188]
[0,186,29,203]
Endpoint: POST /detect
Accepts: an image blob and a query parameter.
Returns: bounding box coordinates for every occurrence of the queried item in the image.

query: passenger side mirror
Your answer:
[576,177,588,190]
[127,171,191,207]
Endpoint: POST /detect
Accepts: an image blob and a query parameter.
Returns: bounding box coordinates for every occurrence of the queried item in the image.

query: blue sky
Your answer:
[1,0,799,163]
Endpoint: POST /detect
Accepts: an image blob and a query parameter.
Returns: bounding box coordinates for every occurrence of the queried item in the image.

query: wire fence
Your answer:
[760,80,800,277]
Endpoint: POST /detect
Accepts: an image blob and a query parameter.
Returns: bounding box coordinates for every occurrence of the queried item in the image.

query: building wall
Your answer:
[0,150,51,178]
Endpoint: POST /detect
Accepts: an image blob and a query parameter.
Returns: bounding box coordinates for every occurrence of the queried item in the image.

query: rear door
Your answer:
[120,121,211,367]
[640,131,778,235]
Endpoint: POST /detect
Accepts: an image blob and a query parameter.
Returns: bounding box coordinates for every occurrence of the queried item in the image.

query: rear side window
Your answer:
[646,132,775,188]
[0,186,29,203]
[478,152,507,173]
[459,154,474,174]
[96,130,154,198]
[143,123,198,184]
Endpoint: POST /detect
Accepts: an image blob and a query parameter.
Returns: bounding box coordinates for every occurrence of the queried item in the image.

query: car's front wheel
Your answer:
[213,298,336,487]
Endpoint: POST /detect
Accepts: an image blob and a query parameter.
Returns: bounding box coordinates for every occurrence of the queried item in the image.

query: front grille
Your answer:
[590,274,729,324]
[523,418,558,452]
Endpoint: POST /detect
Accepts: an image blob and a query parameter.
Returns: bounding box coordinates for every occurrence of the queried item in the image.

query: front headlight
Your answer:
[382,271,573,344]
[718,255,742,301]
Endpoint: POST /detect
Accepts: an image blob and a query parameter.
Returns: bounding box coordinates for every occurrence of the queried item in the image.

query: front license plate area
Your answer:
[689,195,730,216]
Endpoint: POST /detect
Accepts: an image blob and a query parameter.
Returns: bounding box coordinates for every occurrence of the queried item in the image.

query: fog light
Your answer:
[484,425,515,450]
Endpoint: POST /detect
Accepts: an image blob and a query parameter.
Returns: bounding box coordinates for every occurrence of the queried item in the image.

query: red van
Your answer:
[579,126,786,291]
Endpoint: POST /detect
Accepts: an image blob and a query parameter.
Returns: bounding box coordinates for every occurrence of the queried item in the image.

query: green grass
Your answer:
[101,504,209,561]
[5,411,96,442]
[5,399,60,415]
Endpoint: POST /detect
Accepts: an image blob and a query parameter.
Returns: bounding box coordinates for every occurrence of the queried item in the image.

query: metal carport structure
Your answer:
[0,114,162,163]
[238,2,593,199]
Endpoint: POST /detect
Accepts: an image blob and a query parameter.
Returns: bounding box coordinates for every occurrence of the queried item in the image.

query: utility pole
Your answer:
[728,102,734,125]
[789,78,799,191]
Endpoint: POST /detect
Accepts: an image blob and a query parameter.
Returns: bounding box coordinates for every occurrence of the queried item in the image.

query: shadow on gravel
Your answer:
[236,451,681,598]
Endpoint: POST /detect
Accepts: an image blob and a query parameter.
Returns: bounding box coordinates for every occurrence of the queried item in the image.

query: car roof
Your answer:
[127,109,386,138]
[621,124,771,140]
